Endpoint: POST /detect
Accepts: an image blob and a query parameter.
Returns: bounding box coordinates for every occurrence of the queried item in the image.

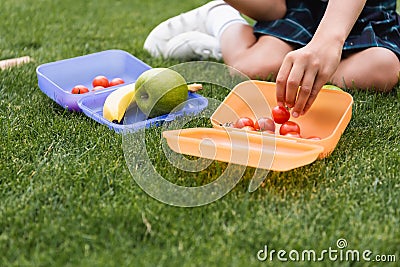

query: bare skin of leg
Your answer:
[331,47,400,92]
[224,0,286,21]
[220,23,293,79]
[219,0,289,79]
[221,24,400,91]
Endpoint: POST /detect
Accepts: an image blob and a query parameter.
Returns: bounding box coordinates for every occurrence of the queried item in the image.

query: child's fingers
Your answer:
[291,68,318,117]
[302,79,326,115]
[301,65,333,115]
[285,64,306,109]
[275,59,293,107]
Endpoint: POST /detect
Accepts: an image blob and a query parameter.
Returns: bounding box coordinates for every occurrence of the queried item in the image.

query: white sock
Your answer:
[206,1,249,40]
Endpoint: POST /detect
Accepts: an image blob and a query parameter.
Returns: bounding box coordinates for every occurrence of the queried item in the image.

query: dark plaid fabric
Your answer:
[254,0,400,57]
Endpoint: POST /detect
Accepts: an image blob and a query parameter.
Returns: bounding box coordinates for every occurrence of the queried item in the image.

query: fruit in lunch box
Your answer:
[109,77,125,87]
[254,117,275,132]
[102,83,136,123]
[322,84,343,91]
[279,121,301,135]
[92,75,110,88]
[272,106,290,124]
[71,85,89,94]
[234,117,254,129]
[135,68,188,118]
[225,113,307,138]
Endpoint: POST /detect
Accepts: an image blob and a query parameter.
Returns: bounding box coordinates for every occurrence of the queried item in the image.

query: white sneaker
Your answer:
[143,0,226,58]
[164,31,222,60]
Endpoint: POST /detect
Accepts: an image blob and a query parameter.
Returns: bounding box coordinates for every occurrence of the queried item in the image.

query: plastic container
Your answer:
[163,128,324,171]
[36,50,208,132]
[78,90,208,133]
[163,80,353,171]
[36,49,151,111]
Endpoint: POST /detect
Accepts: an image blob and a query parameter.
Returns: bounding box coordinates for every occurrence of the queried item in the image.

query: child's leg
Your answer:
[224,0,286,22]
[144,0,287,61]
[144,1,247,60]
[220,23,293,79]
[216,0,290,79]
[331,48,400,91]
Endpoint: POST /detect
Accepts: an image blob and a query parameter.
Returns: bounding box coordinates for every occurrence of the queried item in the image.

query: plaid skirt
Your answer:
[253,0,400,58]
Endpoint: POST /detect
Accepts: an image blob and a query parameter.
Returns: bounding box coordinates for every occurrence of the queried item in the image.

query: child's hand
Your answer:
[275,40,342,117]
[275,0,367,117]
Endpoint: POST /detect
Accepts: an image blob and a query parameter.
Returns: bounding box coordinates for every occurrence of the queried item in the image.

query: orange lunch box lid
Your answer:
[163,127,324,172]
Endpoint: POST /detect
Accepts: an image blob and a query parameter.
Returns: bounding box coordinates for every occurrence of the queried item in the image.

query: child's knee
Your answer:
[278,1,287,18]
[363,50,399,91]
[334,48,400,92]
[229,58,281,80]
[271,1,287,20]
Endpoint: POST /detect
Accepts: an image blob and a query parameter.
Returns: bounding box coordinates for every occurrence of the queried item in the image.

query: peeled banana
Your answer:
[103,83,136,123]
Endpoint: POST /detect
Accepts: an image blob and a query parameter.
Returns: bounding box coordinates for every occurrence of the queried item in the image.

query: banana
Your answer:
[103,83,136,123]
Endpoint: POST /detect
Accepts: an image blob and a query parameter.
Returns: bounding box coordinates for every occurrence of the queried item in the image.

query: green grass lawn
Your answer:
[1,0,400,266]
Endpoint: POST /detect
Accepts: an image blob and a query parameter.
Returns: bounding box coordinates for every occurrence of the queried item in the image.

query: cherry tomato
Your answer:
[109,77,125,87]
[92,86,105,91]
[254,117,275,132]
[92,75,109,88]
[234,117,254,129]
[306,136,321,141]
[283,132,302,138]
[272,106,290,124]
[241,125,256,131]
[71,85,89,94]
[279,121,301,135]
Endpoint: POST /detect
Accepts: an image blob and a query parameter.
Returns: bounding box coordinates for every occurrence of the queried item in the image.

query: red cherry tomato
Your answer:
[71,85,89,94]
[272,106,290,124]
[92,75,109,88]
[254,117,275,132]
[234,117,254,129]
[109,77,125,87]
[283,132,302,138]
[279,121,301,135]
[241,125,256,131]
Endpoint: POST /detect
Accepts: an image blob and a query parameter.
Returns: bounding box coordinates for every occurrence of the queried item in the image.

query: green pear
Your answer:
[135,68,189,118]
